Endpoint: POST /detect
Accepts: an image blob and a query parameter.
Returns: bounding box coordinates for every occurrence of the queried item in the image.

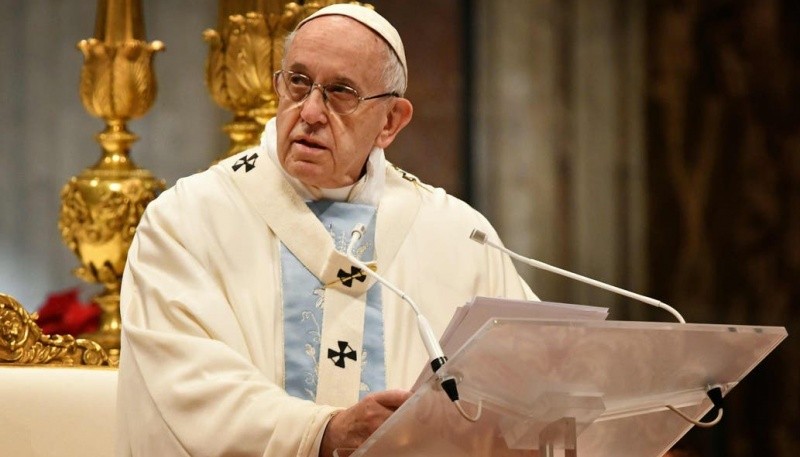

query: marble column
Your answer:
[474,0,649,318]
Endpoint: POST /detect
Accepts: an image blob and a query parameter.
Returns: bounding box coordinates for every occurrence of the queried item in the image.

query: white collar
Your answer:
[260,118,385,207]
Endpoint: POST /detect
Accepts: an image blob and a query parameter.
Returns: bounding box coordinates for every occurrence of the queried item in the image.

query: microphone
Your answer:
[469,229,686,324]
[346,224,463,407]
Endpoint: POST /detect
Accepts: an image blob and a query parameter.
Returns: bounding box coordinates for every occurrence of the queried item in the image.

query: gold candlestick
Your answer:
[204,1,364,161]
[59,0,165,355]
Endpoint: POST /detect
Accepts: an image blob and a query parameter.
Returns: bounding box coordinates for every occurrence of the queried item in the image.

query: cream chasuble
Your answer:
[227,142,419,407]
[117,144,536,456]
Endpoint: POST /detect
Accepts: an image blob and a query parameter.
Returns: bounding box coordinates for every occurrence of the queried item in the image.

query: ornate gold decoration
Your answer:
[59,0,165,352]
[203,1,370,161]
[0,294,116,367]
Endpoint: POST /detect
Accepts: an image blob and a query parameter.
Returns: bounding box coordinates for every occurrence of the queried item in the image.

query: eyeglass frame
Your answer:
[273,69,400,116]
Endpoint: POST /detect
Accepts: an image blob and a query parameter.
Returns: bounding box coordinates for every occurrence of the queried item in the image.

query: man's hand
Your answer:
[319,389,412,457]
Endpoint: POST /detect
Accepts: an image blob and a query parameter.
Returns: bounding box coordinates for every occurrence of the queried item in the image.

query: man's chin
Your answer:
[286,164,329,189]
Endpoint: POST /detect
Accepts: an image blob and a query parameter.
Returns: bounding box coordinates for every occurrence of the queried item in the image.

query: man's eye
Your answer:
[288,75,310,86]
[327,84,354,95]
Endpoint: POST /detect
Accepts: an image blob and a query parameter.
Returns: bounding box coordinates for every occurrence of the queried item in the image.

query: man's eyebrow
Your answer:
[329,76,360,90]
[287,62,310,74]
[285,62,361,90]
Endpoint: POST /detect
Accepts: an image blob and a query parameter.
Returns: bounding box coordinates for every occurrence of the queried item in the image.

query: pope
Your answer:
[116,4,535,456]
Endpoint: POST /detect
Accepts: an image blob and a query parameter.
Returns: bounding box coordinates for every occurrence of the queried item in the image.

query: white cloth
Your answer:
[116,148,536,456]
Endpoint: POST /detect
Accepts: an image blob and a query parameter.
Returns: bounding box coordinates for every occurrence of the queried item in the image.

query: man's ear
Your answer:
[375,98,413,149]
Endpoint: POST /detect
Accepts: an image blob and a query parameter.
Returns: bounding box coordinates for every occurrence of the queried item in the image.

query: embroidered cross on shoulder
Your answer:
[232,153,259,172]
[391,164,419,184]
[328,340,357,368]
[337,267,366,288]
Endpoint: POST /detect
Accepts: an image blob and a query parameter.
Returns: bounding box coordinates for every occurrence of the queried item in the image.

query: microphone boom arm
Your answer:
[469,229,686,324]
[346,224,466,408]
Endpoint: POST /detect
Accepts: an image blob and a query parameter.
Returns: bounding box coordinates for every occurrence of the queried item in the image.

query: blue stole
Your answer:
[281,200,386,401]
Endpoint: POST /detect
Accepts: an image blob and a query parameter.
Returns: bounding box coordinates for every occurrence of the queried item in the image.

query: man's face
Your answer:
[275,16,410,189]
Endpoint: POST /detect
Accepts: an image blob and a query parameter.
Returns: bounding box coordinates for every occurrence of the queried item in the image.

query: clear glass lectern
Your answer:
[351,319,786,457]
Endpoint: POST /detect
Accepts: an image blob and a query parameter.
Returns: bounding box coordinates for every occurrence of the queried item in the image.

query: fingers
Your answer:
[319,390,414,457]
[368,389,412,411]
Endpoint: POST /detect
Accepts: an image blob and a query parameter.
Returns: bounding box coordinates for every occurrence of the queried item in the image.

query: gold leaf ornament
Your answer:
[0,294,113,367]
[77,37,164,122]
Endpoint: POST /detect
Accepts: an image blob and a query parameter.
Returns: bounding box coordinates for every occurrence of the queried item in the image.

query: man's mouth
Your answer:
[295,138,326,150]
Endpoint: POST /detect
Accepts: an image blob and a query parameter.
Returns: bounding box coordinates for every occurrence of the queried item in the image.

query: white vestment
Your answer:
[116,143,535,456]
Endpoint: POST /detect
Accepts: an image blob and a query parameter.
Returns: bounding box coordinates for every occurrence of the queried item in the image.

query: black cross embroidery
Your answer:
[232,153,259,172]
[328,341,357,368]
[337,267,366,288]
[392,164,419,184]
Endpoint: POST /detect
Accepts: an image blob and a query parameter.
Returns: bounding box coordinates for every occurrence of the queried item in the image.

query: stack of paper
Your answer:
[438,296,609,356]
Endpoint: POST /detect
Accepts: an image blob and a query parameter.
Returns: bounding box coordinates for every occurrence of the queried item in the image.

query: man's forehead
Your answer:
[289,18,382,57]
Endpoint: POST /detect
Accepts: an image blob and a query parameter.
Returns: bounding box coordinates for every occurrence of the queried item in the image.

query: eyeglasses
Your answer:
[273,70,399,116]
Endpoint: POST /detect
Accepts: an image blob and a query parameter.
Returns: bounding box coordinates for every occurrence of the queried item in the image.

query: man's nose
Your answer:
[299,85,328,125]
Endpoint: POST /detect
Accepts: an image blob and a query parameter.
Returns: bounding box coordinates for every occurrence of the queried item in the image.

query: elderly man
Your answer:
[117,4,534,456]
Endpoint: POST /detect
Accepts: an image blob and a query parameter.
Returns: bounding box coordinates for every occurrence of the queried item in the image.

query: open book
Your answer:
[412,296,609,390]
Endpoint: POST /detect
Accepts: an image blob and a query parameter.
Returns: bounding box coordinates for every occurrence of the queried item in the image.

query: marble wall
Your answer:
[647,1,800,454]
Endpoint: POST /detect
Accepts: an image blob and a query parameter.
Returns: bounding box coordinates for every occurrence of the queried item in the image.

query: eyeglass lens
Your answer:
[276,71,361,114]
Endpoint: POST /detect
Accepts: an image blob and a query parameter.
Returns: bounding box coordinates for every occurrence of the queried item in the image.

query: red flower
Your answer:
[37,288,101,336]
